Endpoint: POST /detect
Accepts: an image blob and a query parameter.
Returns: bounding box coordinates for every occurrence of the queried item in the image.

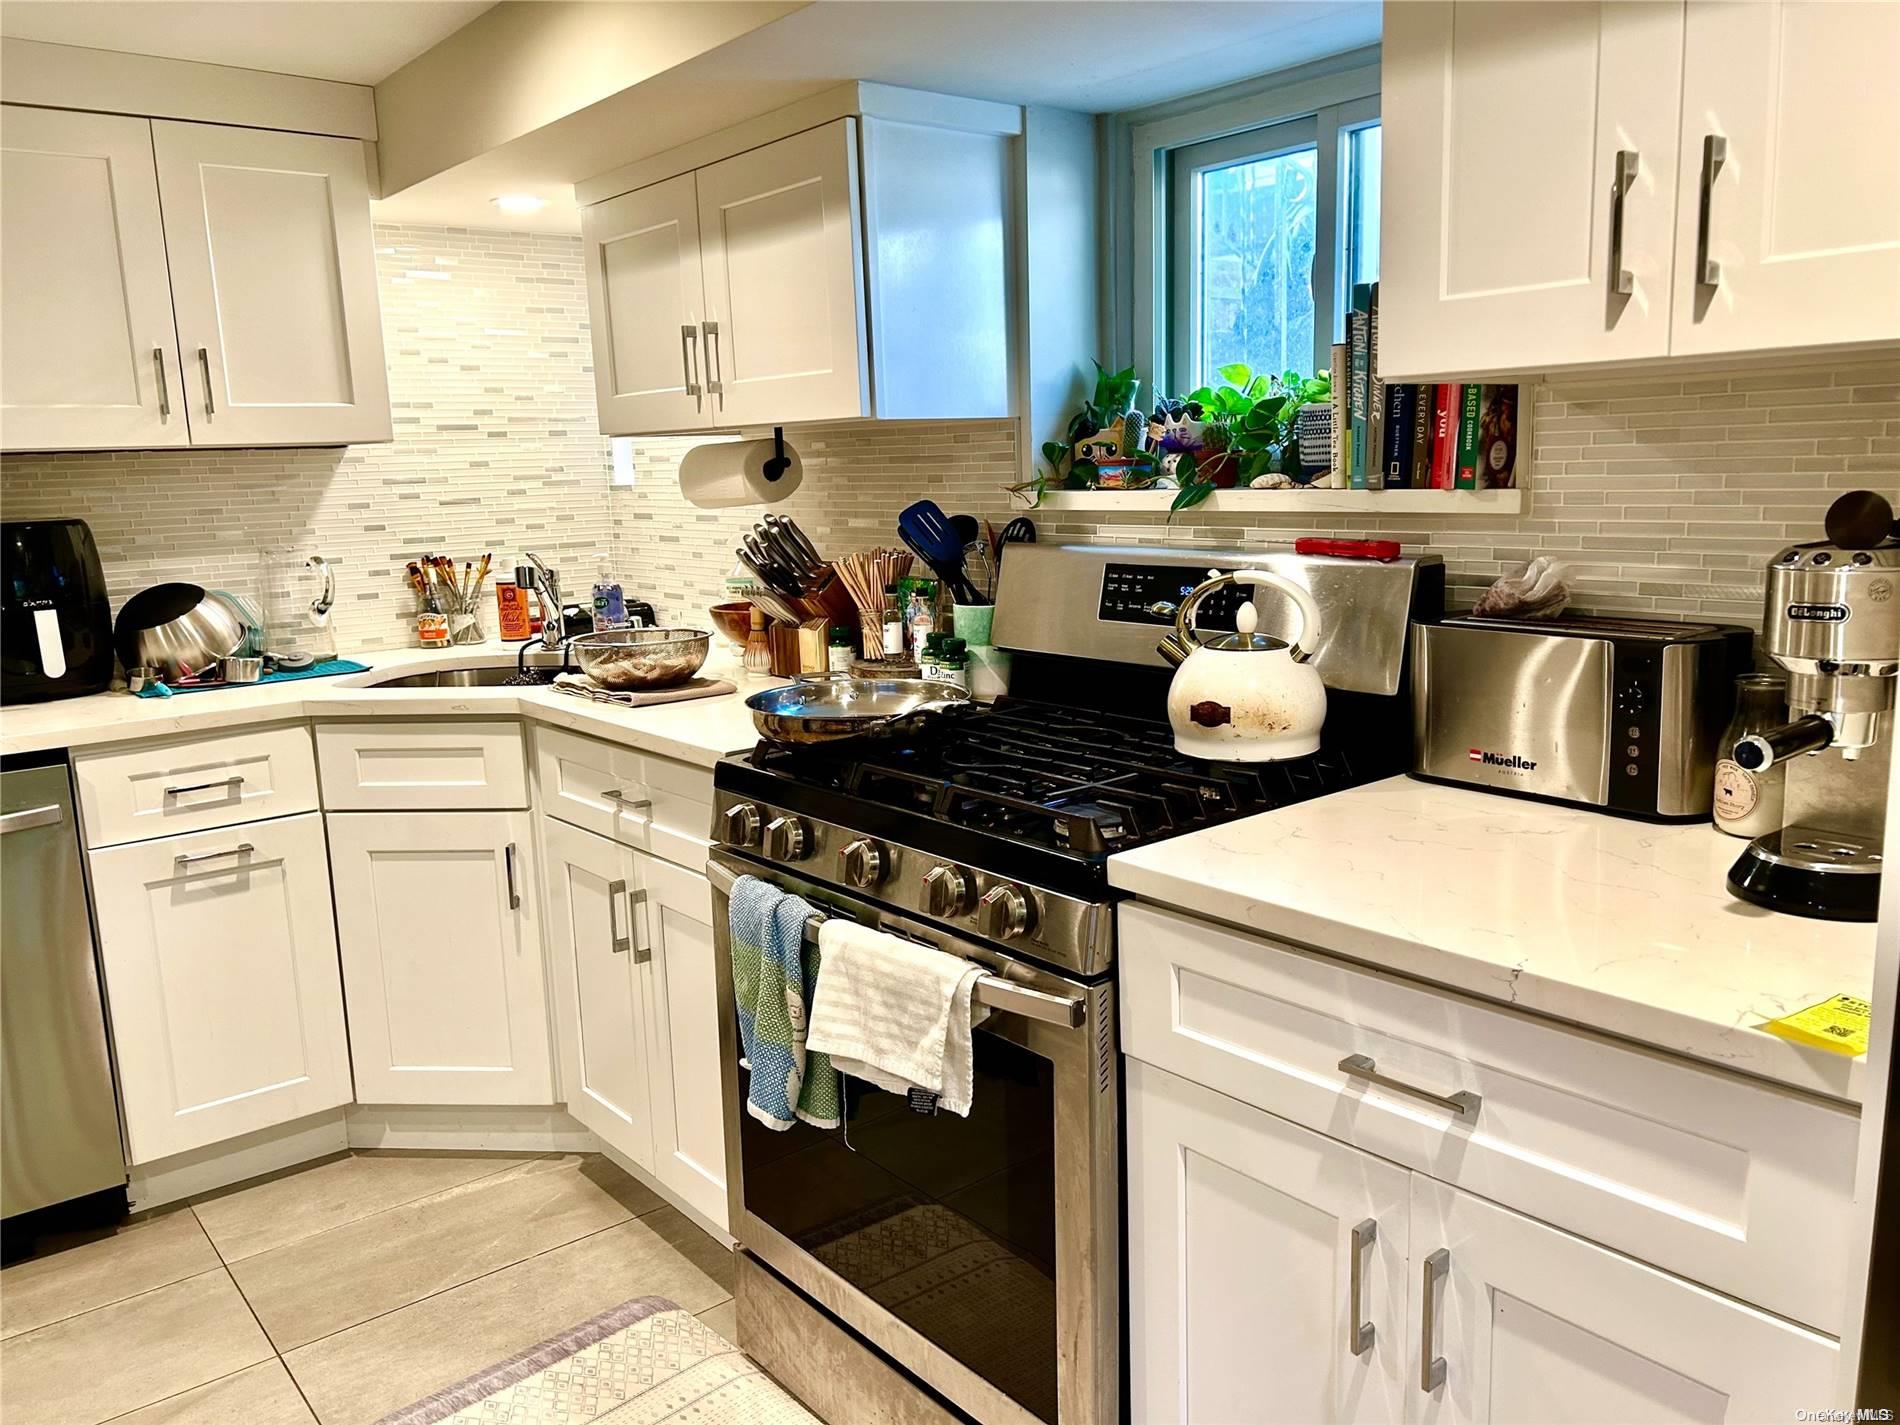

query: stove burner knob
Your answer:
[840,838,889,889]
[722,802,763,847]
[977,884,1036,941]
[922,864,975,917]
[763,815,812,862]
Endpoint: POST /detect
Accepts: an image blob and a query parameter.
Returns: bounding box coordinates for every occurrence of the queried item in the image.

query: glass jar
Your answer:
[1713,674,1789,838]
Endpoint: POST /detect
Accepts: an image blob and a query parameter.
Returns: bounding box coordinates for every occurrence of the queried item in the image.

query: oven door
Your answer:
[706,851,1119,1425]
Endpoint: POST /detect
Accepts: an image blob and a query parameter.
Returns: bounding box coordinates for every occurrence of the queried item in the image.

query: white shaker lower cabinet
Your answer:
[89,812,352,1163]
[541,815,727,1229]
[326,811,552,1105]
[1128,1061,1411,1425]
[1410,1176,1837,1425]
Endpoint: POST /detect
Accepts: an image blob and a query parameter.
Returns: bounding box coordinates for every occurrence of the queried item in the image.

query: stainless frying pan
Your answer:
[746,676,971,745]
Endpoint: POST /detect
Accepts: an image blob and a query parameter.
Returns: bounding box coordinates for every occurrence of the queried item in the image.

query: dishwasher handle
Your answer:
[0,804,63,835]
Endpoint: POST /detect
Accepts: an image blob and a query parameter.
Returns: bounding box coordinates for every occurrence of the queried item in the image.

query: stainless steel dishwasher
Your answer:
[2,759,125,1220]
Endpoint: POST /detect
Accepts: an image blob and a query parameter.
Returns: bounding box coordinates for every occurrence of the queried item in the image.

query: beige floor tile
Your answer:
[0,1270,272,1425]
[697,1298,739,1343]
[191,1150,534,1263]
[284,1214,734,1425]
[230,1155,651,1351]
[1,1209,221,1340]
[639,1205,738,1295]
[107,1360,315,1425]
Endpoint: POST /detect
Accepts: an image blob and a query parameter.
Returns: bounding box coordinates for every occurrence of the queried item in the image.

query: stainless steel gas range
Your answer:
[709,543,1442,1425]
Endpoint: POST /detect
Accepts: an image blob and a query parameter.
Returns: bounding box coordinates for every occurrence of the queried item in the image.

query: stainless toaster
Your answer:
[1410,615,1754,820]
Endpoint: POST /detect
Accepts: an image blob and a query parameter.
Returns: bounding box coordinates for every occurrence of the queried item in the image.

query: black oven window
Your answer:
[742,1029,1058,1422]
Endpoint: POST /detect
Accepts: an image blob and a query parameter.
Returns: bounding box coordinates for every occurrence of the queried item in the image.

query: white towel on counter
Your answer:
[806,919,989,1117]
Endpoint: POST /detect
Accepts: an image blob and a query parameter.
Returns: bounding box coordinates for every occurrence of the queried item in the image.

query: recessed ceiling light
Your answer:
[491,194,547,214]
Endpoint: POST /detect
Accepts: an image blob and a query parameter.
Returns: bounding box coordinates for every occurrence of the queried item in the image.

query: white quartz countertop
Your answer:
[0,644,781,769]
[1108,776,1876,1103]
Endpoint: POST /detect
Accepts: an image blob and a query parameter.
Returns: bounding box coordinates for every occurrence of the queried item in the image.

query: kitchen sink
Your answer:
[359,658,564,689]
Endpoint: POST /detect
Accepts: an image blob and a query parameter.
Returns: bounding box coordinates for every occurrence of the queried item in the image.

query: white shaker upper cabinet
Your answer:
[0,106,186,452]
[696,118,870,427]
[1380,1,1686,381]
[1407,1176,1838,1425]
[151,120,391,446]
[1670,0,1900,357]
[582,172,711,434]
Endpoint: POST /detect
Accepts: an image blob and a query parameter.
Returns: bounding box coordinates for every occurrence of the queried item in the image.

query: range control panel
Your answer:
[1097,562,1246,629]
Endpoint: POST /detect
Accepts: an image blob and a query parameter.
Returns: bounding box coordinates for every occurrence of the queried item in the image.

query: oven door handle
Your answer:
[705,857,1086,1029]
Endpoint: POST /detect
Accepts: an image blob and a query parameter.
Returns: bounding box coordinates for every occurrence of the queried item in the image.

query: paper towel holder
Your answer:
[762,426,792,484]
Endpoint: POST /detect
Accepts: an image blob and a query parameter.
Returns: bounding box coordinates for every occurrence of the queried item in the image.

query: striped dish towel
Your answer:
[729,875,841,1131]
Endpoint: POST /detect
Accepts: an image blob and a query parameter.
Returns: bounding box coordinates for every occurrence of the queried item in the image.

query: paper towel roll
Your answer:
[679,436,804,508]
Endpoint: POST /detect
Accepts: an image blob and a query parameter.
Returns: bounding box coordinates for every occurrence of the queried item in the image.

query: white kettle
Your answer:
[1160,568,1327,761]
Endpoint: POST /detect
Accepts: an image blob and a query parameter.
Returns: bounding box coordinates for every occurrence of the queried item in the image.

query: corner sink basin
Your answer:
[358,657,564,689]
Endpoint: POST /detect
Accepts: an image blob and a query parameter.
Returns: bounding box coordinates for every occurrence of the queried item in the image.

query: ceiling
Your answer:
[372,0,1381,233]
[0,0,495,84]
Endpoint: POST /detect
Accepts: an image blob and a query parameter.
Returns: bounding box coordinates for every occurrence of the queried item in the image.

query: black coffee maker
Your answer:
[2,519,115,703]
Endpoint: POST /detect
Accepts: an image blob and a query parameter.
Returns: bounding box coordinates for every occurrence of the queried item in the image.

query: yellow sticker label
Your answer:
[1762,994,1872,1057]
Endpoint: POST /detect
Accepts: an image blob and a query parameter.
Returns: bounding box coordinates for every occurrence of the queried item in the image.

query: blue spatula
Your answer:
[897,500,985,604]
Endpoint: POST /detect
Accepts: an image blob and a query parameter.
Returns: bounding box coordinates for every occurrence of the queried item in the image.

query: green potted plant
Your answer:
[1010,361,1142,506]
[1167,365,1331,514]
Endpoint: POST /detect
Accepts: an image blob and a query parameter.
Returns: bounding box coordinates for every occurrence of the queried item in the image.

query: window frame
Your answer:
[1124,55,1380,397]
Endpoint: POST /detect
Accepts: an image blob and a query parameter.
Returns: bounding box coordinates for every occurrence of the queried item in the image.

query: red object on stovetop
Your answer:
[1295,537,1402,562]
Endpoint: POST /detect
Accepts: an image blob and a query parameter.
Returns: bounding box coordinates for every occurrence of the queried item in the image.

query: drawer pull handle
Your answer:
[1608,148,1638,297]
[504,842,521,910]
[1349,1218,1376,1357]
[198,346,215,416]
[154,347,171,418]
[1695,134,1727,289]
[629,886,651,963]
[1420,1247,1449,1392]
[1338,1053,1481,1119]
[603,789,653,815]
[174,842,254,869]
[608,878,631,953]
[164,775,245,798]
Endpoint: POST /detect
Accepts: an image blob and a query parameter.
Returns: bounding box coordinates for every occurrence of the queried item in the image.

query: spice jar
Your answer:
[1713,674,1789,838]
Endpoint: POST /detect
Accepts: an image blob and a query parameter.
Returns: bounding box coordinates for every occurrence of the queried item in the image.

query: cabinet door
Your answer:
[90,812,351,1163]
[1407,1176,1837,1425]
[582,173,711,435]
[327,811,551,1105]
[696,118,869,426]
[1380,2,1685,379]
[1670,0,1900,355]
[151,121,390,446]
[1,106,186,452]
[541,816,653,1169]
[1128,1060,1410,1425]
[635,847,728,1229]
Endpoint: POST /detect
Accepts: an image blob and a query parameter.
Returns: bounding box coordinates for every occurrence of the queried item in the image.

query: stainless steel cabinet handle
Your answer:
[702,320,724,400]
[608,877,631,954]
[1338,1053,1481,1119]
[1420,1247,1449,1392]
[174,842,254,869]
[1695,134,1727,288]
[629,886,651,963]
[164,775,244,798]
[154,347,171,418]
[1349,1218,1377,1357]
[603,789,653,816]
[0,804,63,835]
[197,346,215,416]
[1609,149,1638,297]
[504,842,521,910]
[679,324,702,411]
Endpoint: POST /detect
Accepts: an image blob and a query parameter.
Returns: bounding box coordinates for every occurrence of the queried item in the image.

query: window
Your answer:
[1167,98,1380,391]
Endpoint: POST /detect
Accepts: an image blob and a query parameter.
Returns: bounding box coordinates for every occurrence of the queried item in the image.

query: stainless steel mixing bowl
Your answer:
[113,583,249,681]
[567,628,710,690]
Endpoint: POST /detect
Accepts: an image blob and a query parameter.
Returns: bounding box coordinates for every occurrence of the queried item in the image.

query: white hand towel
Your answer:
[806,919,988,1117]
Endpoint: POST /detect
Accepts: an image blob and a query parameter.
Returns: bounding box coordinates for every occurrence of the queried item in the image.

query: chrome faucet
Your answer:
[521,552,564,651]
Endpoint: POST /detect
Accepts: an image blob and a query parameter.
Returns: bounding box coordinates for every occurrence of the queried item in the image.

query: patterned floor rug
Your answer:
[374,1296,820,1425]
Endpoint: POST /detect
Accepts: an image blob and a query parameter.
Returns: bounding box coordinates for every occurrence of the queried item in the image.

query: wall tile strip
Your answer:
[4,223,1893,647]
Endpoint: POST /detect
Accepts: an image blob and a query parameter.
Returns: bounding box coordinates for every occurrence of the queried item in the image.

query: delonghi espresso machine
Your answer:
[1727,490,1899,921]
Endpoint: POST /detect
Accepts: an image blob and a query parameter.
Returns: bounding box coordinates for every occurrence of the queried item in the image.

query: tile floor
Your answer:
[0,1151,738,1425]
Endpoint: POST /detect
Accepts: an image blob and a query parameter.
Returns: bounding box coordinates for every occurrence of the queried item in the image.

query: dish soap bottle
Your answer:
[590,553,627,631]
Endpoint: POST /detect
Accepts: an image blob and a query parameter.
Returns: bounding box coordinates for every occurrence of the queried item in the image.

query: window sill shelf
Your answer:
[1017,487,1526,515]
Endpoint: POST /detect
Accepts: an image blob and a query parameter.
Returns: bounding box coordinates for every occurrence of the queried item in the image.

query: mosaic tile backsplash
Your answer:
[3,223,1893,655]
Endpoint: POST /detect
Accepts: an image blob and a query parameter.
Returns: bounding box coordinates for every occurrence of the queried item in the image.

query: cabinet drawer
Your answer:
[75,724,318,848]
[316,720,527,810]
[1120,902,1858,1333]
[533,726,712,872]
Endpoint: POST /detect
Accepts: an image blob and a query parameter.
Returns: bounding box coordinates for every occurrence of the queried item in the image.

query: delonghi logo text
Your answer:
[1468,748,1538,772]
[1786,602,1850,623]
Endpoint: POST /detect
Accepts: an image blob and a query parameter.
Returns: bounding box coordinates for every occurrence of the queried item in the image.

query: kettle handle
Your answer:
[1174,568,1324,663]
